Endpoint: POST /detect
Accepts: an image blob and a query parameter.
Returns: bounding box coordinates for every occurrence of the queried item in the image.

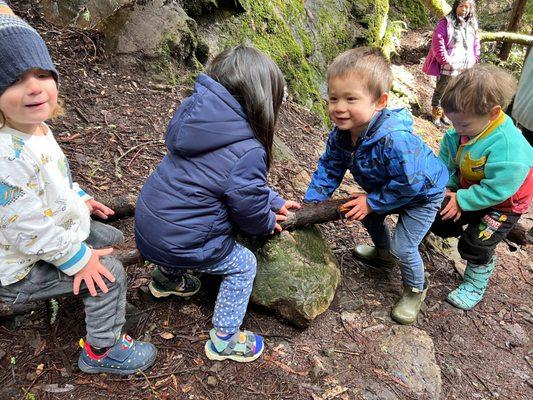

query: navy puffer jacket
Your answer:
[135,74,285,269]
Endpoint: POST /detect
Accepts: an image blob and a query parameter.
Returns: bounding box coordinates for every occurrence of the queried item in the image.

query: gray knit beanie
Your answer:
[0,1,58,94]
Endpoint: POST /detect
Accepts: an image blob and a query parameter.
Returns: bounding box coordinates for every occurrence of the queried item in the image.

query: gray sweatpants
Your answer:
[0,221,127,348]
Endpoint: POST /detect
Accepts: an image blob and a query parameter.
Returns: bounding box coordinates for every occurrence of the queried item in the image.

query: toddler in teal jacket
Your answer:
[432,64,533,310]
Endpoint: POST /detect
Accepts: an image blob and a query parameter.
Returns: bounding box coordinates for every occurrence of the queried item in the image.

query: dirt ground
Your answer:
[0,5,531,400]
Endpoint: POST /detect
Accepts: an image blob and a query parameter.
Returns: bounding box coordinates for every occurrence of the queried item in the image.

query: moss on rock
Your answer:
[208,0,363,124]
[390,0,429,29]
[245,227,340,327]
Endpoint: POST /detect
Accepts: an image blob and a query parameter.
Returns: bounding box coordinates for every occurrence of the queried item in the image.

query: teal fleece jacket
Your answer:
[439,112,533,213]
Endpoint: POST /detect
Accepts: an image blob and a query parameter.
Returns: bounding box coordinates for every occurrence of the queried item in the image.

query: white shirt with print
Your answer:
[0,124,92,286]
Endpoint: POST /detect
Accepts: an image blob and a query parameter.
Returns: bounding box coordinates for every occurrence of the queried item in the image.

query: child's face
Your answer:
[0,69,58,134]
[328,74,387,137]
[447,107,500,137]
[456,1,472,18]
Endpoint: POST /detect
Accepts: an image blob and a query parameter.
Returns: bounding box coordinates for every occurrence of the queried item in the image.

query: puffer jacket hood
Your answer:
[166,73,253,156]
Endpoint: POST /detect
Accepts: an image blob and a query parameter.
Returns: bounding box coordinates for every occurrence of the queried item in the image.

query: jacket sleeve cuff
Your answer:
[269,190,285,212]
[365,195,385,214]
[77,189,93,201]
[53,242,92,276]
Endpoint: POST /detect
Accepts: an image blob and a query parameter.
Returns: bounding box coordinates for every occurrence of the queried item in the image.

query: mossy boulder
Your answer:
[40,0,130,28]
[245,227,340,328]
[196,0,364,123]
[100,0,201,82]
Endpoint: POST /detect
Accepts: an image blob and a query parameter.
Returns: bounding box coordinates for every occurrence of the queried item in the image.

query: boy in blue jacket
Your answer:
[306,47,448,324]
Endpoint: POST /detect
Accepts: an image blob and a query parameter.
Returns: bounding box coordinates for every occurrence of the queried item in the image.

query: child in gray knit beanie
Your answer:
[0,0,58,94]
[0,1,158,375]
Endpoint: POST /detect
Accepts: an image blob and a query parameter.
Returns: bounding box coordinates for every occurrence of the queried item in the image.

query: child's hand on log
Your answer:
[86,199,115,220]
[341,193,372,221]
[73,248,116,296]
[274,200,301,232]
[440,191,462,221]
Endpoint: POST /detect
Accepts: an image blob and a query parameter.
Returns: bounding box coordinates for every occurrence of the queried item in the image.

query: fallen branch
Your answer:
[3,196,530,318]
[92,194,138,222]
[89,195,533,245]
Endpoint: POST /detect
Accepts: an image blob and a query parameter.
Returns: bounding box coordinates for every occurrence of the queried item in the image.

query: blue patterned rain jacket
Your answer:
[305,108,448,213]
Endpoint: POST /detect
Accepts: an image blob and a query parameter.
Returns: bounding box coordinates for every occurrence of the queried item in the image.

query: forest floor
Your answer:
[0,5,531,400]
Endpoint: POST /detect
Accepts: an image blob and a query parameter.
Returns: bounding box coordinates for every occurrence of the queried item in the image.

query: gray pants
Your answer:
[0,221,127,348]
[431,74,452,107]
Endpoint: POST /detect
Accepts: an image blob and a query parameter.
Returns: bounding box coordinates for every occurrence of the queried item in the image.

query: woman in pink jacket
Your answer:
[423,0,480,127]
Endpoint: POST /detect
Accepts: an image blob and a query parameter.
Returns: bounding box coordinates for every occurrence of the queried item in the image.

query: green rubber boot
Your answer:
[391,285,428,325]
[353,245,396,268]
[447,258,495,310]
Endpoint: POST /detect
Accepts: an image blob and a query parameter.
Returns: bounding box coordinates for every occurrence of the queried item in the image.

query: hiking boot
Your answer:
[204,328,264,363]
[391,285,428,325]
[447,258,495,310]
[78,334,157,375]
[149,266,201,298]
[353,245,396,268]
[431,106,443,127]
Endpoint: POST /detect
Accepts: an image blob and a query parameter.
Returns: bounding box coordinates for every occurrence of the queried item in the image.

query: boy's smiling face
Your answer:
[328,73,387,139]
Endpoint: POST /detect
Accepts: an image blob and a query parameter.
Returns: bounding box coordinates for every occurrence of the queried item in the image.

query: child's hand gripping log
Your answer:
[340,192,373,221]
[274,200,301,232]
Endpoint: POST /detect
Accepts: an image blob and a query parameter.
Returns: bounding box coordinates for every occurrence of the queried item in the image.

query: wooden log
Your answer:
[280,197,533,246]
[280,198,350,230]
[89,195,533,246]
[93,194,137,222]
[0,301,41,318]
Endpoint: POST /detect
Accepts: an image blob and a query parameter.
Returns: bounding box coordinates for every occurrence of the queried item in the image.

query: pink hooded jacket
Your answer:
[423,16,480,77]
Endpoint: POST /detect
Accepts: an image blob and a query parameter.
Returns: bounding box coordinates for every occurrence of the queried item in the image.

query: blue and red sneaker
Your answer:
[78,334,157,375]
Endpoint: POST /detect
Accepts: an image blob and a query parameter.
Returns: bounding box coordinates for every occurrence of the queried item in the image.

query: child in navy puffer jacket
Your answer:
[135,46,300,362]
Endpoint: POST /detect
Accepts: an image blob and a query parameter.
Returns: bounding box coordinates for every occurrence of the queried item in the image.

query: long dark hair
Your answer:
[449,0,478,27]
[206,45,285,170]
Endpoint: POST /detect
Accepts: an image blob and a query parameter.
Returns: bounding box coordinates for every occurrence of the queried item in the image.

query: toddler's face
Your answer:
[0,69,57,134]
[327,74,386,137]
[446,111,492,137]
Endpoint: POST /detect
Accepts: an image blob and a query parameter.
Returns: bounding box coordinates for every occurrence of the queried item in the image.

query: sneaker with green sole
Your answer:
[148,266,201,298]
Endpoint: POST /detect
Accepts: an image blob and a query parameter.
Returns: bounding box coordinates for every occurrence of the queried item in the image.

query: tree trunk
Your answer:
[418,0,451,19]
[479,31,533,46]
[499,0,528,61]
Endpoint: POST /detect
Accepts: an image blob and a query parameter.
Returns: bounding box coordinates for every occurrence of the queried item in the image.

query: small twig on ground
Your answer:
[19,369,45,400]
[107,366,202,382]
[469,370,498,398]
[517,264,533,287]
[332,348,360,356]
[74,106,90,123]
[194,374,216,400]
[138,368,163,400]
[114,140,164,178]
